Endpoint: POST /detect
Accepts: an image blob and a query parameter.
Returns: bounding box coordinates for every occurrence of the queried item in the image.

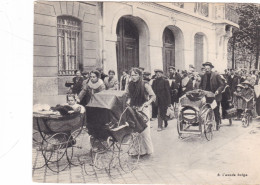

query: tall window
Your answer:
[57,16,81,76]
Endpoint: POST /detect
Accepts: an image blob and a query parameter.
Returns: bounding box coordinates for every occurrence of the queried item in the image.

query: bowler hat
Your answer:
[138,67,145,71]
[154,69,163,73]
[143,71,151,76]
[202,62,214,68]
[169,66,176,70]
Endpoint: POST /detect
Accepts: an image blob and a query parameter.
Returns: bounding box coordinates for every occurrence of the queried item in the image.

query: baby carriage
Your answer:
[85,90,145,174]
[33,109,88,173]
[177,89,216,141]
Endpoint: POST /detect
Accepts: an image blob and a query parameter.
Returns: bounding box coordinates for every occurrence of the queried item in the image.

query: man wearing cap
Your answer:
[200,62,224,130]
[168,66,181,85]
[152,69,171,131]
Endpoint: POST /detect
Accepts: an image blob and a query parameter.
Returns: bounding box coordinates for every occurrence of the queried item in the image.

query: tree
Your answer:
[234,4,260,69]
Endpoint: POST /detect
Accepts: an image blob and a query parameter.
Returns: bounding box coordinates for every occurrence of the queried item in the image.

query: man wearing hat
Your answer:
[168,66,181,85]
[152,69,171,131]
[200,62,224,130]
[138,67,145,73]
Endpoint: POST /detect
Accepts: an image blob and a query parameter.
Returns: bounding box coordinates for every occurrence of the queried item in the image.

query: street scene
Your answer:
[33,118,260,184]
[32,1,260,184]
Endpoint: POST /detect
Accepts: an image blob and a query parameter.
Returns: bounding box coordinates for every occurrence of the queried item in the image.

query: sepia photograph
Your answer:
[31,1,260,184]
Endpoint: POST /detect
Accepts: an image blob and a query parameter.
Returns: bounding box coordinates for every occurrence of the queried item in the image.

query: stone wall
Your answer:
[33,1,100,100]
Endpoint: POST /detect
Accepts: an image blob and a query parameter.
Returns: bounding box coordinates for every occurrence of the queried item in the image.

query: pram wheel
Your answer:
[204,123,213,141]
[90,136,114,170]
[33,130,45,148]
[68,127,90,166]
[41,133,71,173]
[204,110,214,141]
[119,133,140,173]
[177,113,183,139]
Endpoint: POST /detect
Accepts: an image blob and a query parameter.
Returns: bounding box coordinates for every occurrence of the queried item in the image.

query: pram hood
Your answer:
[86,90,127,112]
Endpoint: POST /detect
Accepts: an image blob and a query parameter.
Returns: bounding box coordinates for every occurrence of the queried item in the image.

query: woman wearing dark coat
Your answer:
[152,69,171,131]
[220,75,232,120]
[71,70,84,95]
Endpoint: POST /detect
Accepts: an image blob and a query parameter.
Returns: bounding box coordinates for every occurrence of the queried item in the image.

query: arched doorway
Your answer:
[116,17,139,77]
[162,27,175,73]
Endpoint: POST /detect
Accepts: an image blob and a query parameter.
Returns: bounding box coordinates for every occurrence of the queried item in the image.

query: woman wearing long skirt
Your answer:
[127,68,156,156]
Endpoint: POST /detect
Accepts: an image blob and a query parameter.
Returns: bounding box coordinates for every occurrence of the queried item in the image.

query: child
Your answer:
[241,80,254,116]
[233,84,244,119]
[67,94,85,114]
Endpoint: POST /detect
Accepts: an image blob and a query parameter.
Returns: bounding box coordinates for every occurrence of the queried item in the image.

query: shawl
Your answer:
[128,79,146,107]
[88,79,104,90]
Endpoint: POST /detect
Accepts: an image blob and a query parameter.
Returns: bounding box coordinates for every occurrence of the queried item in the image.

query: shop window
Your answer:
[57,16,82,76]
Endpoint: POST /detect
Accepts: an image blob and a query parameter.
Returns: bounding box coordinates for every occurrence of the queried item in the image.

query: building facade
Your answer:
[33,2,239,99]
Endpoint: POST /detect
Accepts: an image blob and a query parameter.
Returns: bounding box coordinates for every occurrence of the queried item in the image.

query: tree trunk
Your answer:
[249,54,252,70]
[255,25,259,69]
[232,34,236,69]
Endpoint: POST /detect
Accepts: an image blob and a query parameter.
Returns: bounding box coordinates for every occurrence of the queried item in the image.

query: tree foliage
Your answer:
[228,3,260,69]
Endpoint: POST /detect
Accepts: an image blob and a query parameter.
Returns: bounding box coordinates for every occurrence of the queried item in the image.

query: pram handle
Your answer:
[118,105,147,127]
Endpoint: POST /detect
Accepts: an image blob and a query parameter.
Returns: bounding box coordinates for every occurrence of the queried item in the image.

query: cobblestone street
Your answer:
[33,118,260,184]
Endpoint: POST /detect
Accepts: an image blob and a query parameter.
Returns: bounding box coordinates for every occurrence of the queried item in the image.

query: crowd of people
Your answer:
[65,63,260,156]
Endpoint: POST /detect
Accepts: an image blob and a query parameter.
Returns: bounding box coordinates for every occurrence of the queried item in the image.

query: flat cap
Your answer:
[154,69,164,73]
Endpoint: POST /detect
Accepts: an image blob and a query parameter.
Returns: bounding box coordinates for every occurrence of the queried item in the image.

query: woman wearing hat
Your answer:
[233,84,244,119]
[241,80,254,116]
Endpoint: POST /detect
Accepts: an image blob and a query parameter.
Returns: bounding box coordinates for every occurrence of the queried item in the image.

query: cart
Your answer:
[177,89,216,141]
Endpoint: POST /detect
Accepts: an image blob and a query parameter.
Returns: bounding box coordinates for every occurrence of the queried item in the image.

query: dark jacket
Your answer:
[200,72,224,102]
[169,72,182,85]
[72,76,84,94]
[152,76,171,120]
[170,81,179,103]
[227,75,239,93]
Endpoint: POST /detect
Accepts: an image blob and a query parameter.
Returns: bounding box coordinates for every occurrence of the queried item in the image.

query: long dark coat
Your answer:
[221,84,232,119]
[227,75,239,93]
[152,77,171,120]
[200,72,224,102]
[170,81,179,103]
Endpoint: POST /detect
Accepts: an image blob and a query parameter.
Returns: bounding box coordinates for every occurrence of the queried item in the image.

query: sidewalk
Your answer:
[33,118,260,184]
